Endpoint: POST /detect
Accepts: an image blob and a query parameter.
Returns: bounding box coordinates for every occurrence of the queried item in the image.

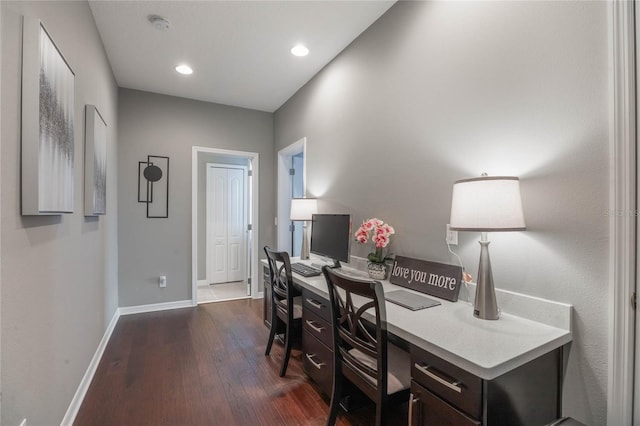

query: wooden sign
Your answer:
[389,255,463,302]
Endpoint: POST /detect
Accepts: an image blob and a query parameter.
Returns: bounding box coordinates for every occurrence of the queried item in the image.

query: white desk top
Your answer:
[263,259,572,381]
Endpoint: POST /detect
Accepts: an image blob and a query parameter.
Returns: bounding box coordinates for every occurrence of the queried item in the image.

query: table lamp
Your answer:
[449,175,526,320]
[290,198,317,260]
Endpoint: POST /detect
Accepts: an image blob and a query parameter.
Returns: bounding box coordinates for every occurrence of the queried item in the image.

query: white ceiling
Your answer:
[89,1,395,112]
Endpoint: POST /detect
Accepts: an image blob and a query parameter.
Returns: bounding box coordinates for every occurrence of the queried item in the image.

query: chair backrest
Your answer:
[264,246,295,319]
[322,266,388,400]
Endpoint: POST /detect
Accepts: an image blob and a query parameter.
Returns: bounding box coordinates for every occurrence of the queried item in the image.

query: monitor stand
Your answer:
[330,259,342,269]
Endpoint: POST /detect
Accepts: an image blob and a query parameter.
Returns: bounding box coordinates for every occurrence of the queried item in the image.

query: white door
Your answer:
[206,165,246,284]
[227,168,244,282]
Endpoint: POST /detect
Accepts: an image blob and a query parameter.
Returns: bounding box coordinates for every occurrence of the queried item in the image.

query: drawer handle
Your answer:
[305,320,324,333]
[409,392,419,425]
[306,298,324,309]
[305,353,325,370]
[414,363,462,393]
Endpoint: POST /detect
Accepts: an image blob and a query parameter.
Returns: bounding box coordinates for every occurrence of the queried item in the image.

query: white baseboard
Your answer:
[60,309,120,426]
[197,279,207,287]
[118,299,194,316]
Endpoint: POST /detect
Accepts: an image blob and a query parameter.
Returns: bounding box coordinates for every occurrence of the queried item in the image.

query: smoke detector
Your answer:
[148,15,170,31]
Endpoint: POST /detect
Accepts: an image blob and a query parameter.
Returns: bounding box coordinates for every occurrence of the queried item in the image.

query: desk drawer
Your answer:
[302,289,331,322]
[411,345,482,420]
[302,331,334,397]
[303,308,332,348]
[410,380,480,426]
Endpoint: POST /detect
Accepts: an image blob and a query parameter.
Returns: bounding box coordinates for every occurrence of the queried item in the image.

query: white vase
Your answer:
[367,262,387,280]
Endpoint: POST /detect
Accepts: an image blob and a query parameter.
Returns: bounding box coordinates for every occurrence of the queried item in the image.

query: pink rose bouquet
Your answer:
[354,218,395,264]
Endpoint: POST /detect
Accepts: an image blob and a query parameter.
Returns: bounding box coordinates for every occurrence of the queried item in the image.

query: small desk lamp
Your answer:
[290,198,317,260]
[449,175,526,320]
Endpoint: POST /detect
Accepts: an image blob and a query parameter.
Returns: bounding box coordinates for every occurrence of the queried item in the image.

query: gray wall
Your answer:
[118,89,273,306]
[197,153,249,281]
[274,2,608,424]
[1,1,119,424]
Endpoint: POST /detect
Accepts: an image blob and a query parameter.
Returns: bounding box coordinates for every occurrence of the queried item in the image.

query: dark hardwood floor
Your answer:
[74,299,408,425]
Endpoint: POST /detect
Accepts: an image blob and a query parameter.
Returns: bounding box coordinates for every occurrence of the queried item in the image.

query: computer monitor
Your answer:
[310,214,351,268]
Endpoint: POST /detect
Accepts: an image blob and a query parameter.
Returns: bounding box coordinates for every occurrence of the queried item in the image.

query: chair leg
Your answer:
[375,396,388,426]
[326,370,343,426]
[279,322,292,377]
[265,319,277,356]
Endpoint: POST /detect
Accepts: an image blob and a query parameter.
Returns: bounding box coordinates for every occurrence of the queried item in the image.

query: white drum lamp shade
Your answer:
[450,176,525,232]
[290,198,318,221]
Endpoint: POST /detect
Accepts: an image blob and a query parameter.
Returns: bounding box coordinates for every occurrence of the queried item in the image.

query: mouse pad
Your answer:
[385,290,441,311]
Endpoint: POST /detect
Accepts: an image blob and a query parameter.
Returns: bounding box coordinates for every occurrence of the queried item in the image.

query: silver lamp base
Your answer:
[474,236,499,320]
[300,223,310,260]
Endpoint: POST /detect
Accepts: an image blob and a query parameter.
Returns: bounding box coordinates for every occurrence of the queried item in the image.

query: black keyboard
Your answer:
[291,263,321,277]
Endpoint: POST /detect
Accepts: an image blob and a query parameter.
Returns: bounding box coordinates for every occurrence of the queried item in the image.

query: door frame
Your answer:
[277,137,307,252]
[205,163,248,285]
[608,1,636,424]
[192,146,260,306]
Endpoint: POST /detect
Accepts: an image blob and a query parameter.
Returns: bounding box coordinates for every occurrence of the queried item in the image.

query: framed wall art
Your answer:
[84,105,107,216]
[21,16,75,215]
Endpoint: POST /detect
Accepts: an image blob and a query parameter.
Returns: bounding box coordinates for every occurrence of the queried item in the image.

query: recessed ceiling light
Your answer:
[291,44,309,57]
[175,64,193,75]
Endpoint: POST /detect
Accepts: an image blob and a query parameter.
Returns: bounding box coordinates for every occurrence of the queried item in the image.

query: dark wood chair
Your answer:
[264,246,302,377]
[322,266,411,426]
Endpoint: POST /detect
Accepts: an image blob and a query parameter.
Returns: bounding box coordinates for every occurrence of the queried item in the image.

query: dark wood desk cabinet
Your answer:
[410,345,562,426]
[260,262,566,425]
[300,288,334,397]
[263,270,334,396]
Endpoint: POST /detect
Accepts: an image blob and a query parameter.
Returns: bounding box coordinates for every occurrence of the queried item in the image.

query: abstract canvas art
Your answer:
[84,105,107,216]
[22,17,75,215]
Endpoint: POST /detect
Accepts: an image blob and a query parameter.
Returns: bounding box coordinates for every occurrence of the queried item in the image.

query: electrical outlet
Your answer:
[446,224,458,245]
[159,275,167,288]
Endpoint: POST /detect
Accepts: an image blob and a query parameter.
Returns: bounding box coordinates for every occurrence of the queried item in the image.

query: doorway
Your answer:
[191,147,260,305]
[291,153,305,256]
[277,137,307,254]
[609,1,637,424]
[202,163,248,303]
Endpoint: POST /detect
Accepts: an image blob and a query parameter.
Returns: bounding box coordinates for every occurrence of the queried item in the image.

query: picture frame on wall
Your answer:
[21,16,75,215]
[84,105,107,216]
